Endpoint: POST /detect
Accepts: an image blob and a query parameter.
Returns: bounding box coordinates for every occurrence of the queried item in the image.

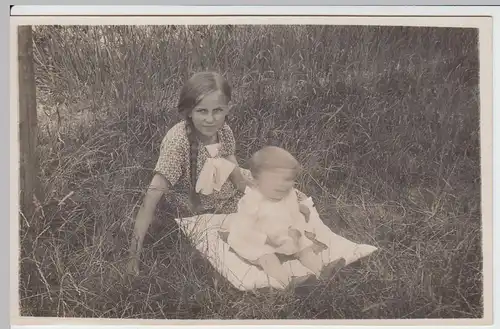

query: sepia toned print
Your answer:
[14,19,490,323]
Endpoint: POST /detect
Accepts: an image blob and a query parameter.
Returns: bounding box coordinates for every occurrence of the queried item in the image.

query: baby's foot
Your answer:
[290,273,315,286]
[287,273,318,295]
[319,258,346,281]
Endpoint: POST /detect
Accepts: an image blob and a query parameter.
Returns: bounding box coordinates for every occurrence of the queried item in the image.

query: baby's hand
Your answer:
[299,204,311,222]
[267,234,286,247]
[274,234,299,255]
[288,227,302,243]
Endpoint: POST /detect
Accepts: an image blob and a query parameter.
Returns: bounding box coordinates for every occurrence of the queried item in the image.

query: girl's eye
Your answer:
[214,108,223,113]
[195,108,208,114]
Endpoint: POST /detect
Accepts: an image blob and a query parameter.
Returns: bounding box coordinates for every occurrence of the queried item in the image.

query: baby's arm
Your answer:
[288,226,302,241]
[267,230,297,247]
[266,227,302,255]
[266,234,285,247]
[227,192,269,261]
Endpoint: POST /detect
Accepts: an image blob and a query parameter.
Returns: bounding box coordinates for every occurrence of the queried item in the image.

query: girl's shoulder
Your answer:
[166,120,187,137]
[217,122,236,156]
[164,121,189,144]
[219,122,235,139]
[157,121,190,157]
[222,122,234,132]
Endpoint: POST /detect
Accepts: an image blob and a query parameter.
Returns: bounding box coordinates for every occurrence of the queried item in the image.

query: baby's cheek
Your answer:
[263,182,276,193]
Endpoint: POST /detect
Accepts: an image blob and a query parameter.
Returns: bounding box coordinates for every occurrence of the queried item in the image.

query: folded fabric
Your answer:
[174,197,378,291]
[195,143,236,196]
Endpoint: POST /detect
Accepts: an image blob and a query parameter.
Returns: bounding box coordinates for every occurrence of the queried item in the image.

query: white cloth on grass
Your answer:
[173,197,378,291]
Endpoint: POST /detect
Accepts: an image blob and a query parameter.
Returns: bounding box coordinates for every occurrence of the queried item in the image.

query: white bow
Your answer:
[195,143,236,195]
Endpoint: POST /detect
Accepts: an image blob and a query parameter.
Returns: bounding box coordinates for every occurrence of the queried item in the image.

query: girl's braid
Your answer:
[185,117,201,210]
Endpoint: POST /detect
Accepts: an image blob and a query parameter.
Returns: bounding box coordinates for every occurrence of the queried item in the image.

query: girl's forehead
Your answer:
[195,91,228,109]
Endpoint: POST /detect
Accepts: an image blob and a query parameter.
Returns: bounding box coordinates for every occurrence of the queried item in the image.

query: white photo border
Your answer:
[7,5,498,329]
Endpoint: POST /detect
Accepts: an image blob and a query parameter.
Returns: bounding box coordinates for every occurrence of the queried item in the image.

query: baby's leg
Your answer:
[257,253,291,288]
[295,246,323,276]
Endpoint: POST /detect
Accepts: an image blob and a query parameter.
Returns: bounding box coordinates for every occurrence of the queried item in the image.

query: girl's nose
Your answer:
[204,113,215,123]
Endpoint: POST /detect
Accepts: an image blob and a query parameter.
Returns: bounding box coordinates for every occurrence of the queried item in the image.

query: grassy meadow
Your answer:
[19,25,482,319]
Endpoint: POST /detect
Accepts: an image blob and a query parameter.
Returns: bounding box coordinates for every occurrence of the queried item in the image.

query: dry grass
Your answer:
[19,25,482,319]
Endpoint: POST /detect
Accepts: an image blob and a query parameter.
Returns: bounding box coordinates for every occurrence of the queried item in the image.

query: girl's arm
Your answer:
[226,154,251,193]
[222,125,252,193]
[128,174,169,266]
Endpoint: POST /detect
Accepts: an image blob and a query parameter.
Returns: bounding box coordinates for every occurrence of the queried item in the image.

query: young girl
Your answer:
[227,146,338,289]
[127,71,252,275]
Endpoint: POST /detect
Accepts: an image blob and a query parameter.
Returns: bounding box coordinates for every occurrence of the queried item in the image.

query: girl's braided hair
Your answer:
[177,72,232,207]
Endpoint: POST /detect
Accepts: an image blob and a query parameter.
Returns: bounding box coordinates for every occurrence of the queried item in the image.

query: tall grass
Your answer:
[20,25,482,319]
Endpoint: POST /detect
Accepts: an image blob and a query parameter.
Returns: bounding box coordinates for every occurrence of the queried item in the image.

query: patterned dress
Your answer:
[153,120,253,215]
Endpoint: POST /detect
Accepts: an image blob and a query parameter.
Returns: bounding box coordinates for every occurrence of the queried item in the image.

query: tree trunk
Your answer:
[18,25,39,220]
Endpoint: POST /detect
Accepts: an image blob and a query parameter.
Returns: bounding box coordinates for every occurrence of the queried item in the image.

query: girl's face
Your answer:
[255,168,297,201]
[190,90,230,139]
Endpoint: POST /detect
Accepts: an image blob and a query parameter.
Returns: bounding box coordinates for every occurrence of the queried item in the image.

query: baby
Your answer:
[227,146,332,289]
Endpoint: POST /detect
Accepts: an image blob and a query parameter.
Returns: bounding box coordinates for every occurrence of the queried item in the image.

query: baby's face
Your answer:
[255,168,297,201]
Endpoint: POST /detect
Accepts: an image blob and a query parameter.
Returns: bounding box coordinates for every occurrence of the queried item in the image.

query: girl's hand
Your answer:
[126,235,141,277]
[125,173,167,278]
[126,255,140,276]
[299,204,311,222]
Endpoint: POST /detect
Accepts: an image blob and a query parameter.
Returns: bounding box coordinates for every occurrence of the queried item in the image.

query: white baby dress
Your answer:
[227,187,322,262]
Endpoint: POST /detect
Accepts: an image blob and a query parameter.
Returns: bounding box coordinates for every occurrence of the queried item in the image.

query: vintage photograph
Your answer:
[16,21,486,321]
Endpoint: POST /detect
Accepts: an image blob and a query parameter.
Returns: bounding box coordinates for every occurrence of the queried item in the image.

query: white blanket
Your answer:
[174,197,378,291]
